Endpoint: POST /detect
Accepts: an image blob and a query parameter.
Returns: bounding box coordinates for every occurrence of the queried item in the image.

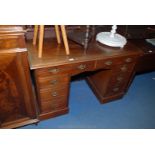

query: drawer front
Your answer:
[104,64,135,96]
[96,56,137,69]
[35,65,69,77]
[39,87,68,102]
[70,61,95,75]
[35,61,95,77]
[36,75,69,89]
[111,63,136,75]
[40,97,68,113]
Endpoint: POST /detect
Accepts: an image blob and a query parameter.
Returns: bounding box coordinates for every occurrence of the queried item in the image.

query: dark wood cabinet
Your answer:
[0,26,38,128]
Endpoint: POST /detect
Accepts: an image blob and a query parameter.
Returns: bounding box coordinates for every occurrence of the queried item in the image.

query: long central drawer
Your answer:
[35,60,96,77]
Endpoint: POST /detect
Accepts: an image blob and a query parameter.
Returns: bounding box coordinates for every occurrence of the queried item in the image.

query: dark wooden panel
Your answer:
[0,52,37,128]
[0,53,26,124]
[130,39,155,73]
[0,25,38,128]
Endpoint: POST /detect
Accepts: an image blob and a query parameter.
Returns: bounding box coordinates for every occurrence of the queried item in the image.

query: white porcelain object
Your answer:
[96,25,127,48]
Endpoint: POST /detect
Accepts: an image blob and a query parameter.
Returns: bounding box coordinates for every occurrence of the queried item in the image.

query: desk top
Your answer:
[27,38,142,69]
[130,39,155,54]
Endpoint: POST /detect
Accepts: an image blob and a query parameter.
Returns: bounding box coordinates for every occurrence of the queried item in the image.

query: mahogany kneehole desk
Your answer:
[27,39,142,120]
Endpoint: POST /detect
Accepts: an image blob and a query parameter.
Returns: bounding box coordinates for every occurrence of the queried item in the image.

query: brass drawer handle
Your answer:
[50,79,57,85]
[49,68,59,73]
[120,66,127,72]
[51,92,57,97]
[105,61,112,66]
[117,76,123,82]
[113,87,119,92]
[77,64,86,70]
[125,58,132,63]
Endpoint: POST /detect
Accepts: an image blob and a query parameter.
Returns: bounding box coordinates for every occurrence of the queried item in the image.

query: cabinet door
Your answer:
[0,52,37,128]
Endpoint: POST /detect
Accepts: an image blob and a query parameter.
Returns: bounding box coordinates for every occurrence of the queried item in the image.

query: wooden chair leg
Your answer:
[60,25,70,55]
[38,25,44,58]
[54,25,61,44]
[33,25,38,45]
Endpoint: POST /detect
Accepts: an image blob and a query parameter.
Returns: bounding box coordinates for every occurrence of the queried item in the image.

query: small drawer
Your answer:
[96,59,114,69]
[124,57,133,63]
[40,97,68,113]
[122,55,138,64]
[96,55,137,70]
[70,61,95,75]
[123,56,138,64]
[39,87,68,102]
[110,70,133,85]
[96,58,125,69]
[112,63,136,75]
[105,71,134,96]
[37,75,69,89]
[35,65,70,77]
[105,84,125,96]
[35,61,95,77]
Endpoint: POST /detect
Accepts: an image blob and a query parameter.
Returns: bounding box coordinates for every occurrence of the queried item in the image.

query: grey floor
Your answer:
[20,71,155,129]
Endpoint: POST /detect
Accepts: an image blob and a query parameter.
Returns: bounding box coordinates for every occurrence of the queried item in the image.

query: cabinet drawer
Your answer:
[70,61,95,75]
[36,75,69,89]
[40,97,68,113]
[105,71,134,96]
[96,56,137,69]
[39,87,68,102]
[111,63,136,75]
[35,61,95,77]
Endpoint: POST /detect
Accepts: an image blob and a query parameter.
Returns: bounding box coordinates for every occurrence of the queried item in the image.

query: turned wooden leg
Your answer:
[38,25,44,58]
[33,25,38,45]
[54,25,61,44]
[60,25,70,55]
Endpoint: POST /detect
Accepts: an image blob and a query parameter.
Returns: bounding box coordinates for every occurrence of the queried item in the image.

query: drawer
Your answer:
[39,87,68,102]
[36,75,69,89]
[104,80,125,97]
[105,71,133,96]
[35,61,95,77]
[111,63,136,75]
[70,61,95,75]
[105,86,125,96]
[40,97,68,113]
[96,56,137,69]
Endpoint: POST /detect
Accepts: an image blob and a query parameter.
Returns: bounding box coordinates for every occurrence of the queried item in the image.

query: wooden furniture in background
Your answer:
[33,25,70,58]
[131,39,155,73]
[0,26,38,128]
